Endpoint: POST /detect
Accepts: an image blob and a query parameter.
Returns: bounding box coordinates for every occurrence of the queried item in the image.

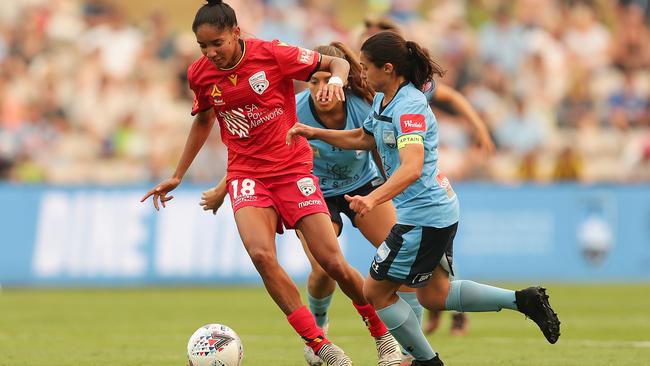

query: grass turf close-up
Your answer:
[1,284,649,366]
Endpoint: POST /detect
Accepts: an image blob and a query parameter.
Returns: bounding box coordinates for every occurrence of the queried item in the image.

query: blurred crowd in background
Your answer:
[0,0,649,185]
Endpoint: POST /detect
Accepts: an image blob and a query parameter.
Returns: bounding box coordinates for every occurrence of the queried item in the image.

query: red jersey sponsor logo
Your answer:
[297,48,314,64]
[219,103,285,138]
[220,108,250,138]
[400,114,426,133]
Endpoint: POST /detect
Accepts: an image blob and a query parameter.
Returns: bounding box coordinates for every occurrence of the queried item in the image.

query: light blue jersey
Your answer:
[362,82,459,228]
[296,90,382,197]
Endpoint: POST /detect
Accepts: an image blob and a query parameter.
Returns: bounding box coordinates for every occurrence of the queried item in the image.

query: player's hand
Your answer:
[140,177,181,211]
[200,185,227,215]
[316,83,345,103]
[344,194,376,217]
[286,123,315,145]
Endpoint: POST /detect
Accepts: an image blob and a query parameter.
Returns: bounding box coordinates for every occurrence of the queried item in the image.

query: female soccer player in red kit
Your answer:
[140,1,402,365]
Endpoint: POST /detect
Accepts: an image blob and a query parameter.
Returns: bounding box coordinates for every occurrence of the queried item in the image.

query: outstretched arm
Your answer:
[433,84,495,154]
[345,143,423,216]
[141,108,216,210]
[286,123,376,150]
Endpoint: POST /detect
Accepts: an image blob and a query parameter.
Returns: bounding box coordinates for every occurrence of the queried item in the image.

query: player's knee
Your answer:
[246,247,277,272]
[417,289,447,311]
[363,283,390,309]
[310,264,330,282]
[318,258,348,282]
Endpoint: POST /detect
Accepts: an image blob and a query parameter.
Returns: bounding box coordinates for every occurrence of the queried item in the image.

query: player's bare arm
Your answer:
[286,124,375,151]
[346,143,423,216]
[316,55,349,102]
[200,176,227,214]
[141,108,216,211]
[433,84,495,154]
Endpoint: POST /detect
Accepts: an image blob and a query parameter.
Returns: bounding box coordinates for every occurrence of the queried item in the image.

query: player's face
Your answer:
[195,24,242,69]
[360,52,387,93]
[308,71,341,112]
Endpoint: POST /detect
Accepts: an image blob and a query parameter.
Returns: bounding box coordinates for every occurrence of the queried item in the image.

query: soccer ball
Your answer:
[187,323,244,366]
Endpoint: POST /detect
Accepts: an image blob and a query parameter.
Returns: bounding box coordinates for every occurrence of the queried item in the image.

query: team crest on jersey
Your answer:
[297,177,316,196]
[374,243,390,263]
[228,74,238,86]
[211,84,225,106]
[382,129,396,148]
[249,71,269,95]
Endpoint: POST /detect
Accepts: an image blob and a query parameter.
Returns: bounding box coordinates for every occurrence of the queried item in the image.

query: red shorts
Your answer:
[227,173,330,233]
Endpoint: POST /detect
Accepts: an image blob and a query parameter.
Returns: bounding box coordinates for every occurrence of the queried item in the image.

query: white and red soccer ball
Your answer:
[187,324,244,366]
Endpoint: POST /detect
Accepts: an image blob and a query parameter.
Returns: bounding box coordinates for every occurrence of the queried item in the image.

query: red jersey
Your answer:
[188,38,321,180]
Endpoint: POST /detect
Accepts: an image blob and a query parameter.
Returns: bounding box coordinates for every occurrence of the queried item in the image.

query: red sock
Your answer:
[287,306,329,353]
[353,302,388,337]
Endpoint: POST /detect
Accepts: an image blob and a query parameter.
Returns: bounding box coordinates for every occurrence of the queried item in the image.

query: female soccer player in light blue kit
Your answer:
[204,41,495,366]
[287,31,561,366]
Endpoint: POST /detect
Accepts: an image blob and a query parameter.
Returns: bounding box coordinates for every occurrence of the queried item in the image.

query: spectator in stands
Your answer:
[552,147,583,181]
[607,69,649,130]
[477,5,525,74]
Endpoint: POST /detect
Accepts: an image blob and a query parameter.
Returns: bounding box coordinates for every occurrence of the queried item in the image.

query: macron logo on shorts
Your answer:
[400,114,426,133]
[298,199,322,208]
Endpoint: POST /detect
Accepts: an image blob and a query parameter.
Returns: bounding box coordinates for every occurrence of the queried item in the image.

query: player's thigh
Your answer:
[417,265,451,311]
[354,200,396,247]
[234,206,279,259]
[296,212,344,263]
[297,221,341,273]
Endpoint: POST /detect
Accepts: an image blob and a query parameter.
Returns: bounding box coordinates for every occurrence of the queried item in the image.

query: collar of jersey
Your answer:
[378,80,410,115]
[219,39,246,71]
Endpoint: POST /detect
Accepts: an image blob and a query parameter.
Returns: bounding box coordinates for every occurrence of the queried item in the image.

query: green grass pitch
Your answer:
[1,284,649,365]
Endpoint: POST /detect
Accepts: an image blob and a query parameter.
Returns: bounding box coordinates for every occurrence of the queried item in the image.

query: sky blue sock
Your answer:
[397,291,424,356]
[307,293,333,328]
[377,298,436,361]
[397,291,423,324]
[445,280,517,312]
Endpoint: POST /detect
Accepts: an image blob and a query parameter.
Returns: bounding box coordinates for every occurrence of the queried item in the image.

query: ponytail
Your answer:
[362,31,445,90]
[404,41,444,90]
[314,42,375,104]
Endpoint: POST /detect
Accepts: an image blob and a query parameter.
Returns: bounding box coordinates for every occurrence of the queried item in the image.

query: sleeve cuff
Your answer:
[191,106,213,116]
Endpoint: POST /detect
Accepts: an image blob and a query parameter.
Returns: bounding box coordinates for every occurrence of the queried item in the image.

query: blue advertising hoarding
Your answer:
[0,184,648,286]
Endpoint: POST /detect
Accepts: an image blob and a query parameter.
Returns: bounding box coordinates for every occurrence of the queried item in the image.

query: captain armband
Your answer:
[397,134,423,149]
